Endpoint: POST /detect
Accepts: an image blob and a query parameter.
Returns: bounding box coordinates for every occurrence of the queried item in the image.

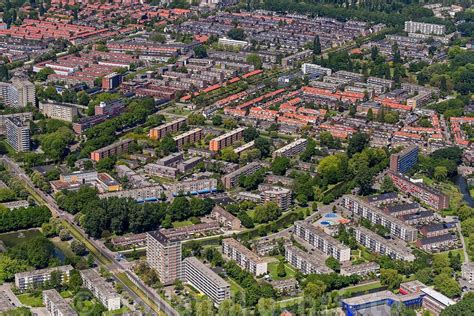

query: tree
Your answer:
[317,153,348,184]
[434,273,461,298]
[194,45,208,58]
[227,28,245,41]
[434,166,448,181]
[0,64,9,82]
[367,108,374,121]
[313,35,321,55]
[380,268,402,291]
[220,147,238,162]
[271,156,290,176]
[158,135,177,155]
[36,67,54,81]
[380,176,396,193]
[212,115,223,126]
[347,133,369,157]
[254,137,271,157]
[449,251,462,271]
[371,46,379,61]
[304,281,327,300]
[70,240,87,256]
[254,202,281,223]
[243,127,259,143]
[256,298,276,316]
[441,294,474,315]
[246,54,262,69]
[187,113,205,125]
[0,255,28,282]
[277,261,286,278]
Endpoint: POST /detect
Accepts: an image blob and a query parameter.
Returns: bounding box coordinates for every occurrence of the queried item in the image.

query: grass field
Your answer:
[51,237,75,259]
[434,248,465,263]
[17,293,43,307]
[338,281,382,297]
[103,307,130,316]
[267,261,297,281]
[172,220,193,228]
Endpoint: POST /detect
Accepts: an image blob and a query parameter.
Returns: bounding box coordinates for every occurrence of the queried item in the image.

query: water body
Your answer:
[454,175,474,207]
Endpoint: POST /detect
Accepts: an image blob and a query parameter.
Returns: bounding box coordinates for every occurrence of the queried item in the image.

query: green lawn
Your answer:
[338,281,382,297]
[103,307,130,316]
[172,220,193,228]
[17,293,43,307]
[227,277,244,297]
[470,187,474,198]
[267,261,297,281]
[60,290,73,299]
[434,249,465,263]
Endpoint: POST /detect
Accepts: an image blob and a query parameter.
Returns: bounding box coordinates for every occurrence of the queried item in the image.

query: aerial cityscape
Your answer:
[0,0,473,315]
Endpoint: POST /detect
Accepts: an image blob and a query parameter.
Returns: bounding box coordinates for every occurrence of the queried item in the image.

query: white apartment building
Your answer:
[15,265,73,291]
[301,63,332,76]
[43,289,78,316]
[342,195,418,242]
[294,221,351,262]
[182,257,230,305]
[273,138,308,158]
[39,102,79,122]
[404,21,446,35]
[79,269,121,311]
[222,238,267,276]
[353,226,415,261]
[285,244,333,275]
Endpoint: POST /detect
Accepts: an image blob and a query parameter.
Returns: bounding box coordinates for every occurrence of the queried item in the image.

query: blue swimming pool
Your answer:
[325,213,338,218]
[320,221,333,226]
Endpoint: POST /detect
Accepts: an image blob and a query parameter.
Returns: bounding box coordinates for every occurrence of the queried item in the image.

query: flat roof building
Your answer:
[209,127,245,152]
[5,117,30,152]
[79,269,121,311]
[353,226,415,261]
[182,257,230,306]
[284,244,333,275]
[43,289,78,316]
[343,195,418,242]
[294,221,351,262]
[222,161,262,189]
[222,238,267,276]
[90,138,133,162]
[15,265,73,291]
[146,231,182,285]
[390,145,419,174]
[149,118,187,140]
[272,138,308,158]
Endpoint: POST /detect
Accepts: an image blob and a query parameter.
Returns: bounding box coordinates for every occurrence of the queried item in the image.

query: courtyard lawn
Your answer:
[267,261,297,281]
[17,293,43,307]
[103,307,130,316]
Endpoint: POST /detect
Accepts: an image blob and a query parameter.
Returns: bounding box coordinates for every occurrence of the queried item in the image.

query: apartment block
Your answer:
[284,244,333,275]
[404,21,446,35]
[149,117,186,140]
[0,79,35,108]
[168,178,217,196]
[389,145,419,174]
[222,161,262,189]
[342,195,418,242]
[157,152,183,166]
[272,138,308,158]
[144,163,178,178]
[389,172,449,211]
[5,117,30,152]
[209,127,245,151]
[177,156,203,173]
[0,112,32,135]
[210,205,241,231]
[99,185,164,202]
[353,226,415,261]
[43,289,78,316]
[340,262,380,277]
[262,186,292,210]
[301,63,332,76]
[294,221,351,262]
[182,257,230,306]
[146,231,182,285]
[222,238,267,276]
[39,101,79,122]
[79,269,121,311]
[90,138,133,162]
[15,265,73,291]
[173,128,203,149]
